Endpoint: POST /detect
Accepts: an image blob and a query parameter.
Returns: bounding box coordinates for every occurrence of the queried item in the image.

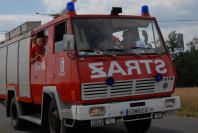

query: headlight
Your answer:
[165,99,176,108]
[163,83,169,89]
[89,107,105,117]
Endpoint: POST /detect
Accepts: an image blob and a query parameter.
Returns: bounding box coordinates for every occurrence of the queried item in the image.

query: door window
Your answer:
[54,21,67,53]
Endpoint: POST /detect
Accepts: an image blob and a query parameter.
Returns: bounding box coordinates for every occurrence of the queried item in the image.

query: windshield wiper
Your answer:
[151,52,163,56]
[129,47,151,50]
[128,47,164,56]
[106,48,141,56]
[80,49,117,57]
[105,49,128,54]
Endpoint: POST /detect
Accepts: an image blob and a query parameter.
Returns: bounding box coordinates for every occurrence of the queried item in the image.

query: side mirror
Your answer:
[63,34,75,51]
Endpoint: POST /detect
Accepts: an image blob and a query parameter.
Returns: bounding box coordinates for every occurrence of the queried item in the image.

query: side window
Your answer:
[54,21,67,53]
[32,30,48,55]
[30,30,48,64]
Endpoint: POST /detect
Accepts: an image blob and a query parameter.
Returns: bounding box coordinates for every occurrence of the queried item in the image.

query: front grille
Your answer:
[81,78,155,100]
[135,79,155,95]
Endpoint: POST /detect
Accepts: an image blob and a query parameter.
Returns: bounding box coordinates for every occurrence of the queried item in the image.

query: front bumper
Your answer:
[63,96,181,121]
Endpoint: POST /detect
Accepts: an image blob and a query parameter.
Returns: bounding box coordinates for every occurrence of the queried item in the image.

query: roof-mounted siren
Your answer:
[141,5,150,16]
[111,7,122,16]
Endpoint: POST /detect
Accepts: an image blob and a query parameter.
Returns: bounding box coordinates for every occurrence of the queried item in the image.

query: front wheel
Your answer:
[10,97,24,130]
[124,119,151,133]
[48,101,61,133]
[48,100,68,133]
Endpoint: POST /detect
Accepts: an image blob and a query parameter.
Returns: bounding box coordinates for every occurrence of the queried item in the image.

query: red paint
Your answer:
[17,97,32,103]
[78,55,174,83]
[0,95,6,99]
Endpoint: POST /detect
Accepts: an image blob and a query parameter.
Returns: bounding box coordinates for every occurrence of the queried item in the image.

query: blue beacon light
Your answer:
[67,2,75,12]
[155,74,163,82]
[66,1,76,15]
[106,77,115,86]
[141,5,150,16]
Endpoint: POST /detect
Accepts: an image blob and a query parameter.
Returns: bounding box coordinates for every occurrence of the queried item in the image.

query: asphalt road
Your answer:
[0,104,197,133]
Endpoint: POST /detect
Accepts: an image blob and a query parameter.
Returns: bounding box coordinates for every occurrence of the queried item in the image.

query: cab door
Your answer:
[30,30,48,103]
[53,21,68,84]
[46,26,56,84]
[52,20,80,103]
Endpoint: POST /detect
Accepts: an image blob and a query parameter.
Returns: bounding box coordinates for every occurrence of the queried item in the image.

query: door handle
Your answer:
[51,74,56,77]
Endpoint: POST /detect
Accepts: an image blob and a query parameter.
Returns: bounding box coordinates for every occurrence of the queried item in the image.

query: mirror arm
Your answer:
[63,34,75,59]
[67,50,75,60]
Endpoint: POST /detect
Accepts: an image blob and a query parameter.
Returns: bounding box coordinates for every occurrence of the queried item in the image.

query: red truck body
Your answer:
[0,12,180,133]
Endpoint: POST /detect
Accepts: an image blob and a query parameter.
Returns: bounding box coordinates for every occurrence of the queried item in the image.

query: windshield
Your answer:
[73,18,166,56]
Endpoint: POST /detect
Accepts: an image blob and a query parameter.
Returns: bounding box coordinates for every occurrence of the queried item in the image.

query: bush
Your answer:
[174,49,198,87]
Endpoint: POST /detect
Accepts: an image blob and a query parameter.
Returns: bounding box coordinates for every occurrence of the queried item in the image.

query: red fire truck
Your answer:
[0,6,180,133]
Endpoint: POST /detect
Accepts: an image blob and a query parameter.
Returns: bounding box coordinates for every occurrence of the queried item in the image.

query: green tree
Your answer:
[166,31,178,56]
[187,36,198,51]
[174,37,198,87]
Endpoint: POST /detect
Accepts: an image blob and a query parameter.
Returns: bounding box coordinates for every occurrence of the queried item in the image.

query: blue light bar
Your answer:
[141,5,150,16]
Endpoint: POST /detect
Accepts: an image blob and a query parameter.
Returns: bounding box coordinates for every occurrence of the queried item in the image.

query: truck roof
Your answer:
[32,14,156,34]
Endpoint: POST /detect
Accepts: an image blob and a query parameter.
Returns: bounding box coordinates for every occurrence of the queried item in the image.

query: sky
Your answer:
[0,0,198,45]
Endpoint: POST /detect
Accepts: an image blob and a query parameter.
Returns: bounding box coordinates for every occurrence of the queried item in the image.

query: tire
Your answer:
[10,97,23,130]
[48,100,63,133]
[124,119,151,133]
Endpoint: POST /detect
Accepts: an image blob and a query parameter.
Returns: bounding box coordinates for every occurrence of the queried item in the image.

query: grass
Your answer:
[174,88,198,118]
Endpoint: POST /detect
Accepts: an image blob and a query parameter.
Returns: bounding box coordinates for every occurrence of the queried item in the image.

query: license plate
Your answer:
[126,107,152,115]
[90,119,104,127]
[105,118,115,125]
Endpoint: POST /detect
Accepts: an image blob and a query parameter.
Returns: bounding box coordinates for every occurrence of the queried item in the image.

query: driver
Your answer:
[122,28,139,49]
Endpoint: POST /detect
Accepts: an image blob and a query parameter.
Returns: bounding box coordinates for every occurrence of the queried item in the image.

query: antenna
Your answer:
[36,13,59,17]
[111,7,122,16]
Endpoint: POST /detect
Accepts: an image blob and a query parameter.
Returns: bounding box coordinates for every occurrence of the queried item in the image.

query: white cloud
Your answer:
[41,0,194,15]
[42,0,66,13]
[42,0,142,14]
[0,34,4,41]
[177,24,198,42]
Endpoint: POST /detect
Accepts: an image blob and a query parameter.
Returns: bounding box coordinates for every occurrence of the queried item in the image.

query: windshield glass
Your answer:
[73,18,166,56]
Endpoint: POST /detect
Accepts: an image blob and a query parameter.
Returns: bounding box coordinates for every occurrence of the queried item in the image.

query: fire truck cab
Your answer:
[0,6,181,133]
